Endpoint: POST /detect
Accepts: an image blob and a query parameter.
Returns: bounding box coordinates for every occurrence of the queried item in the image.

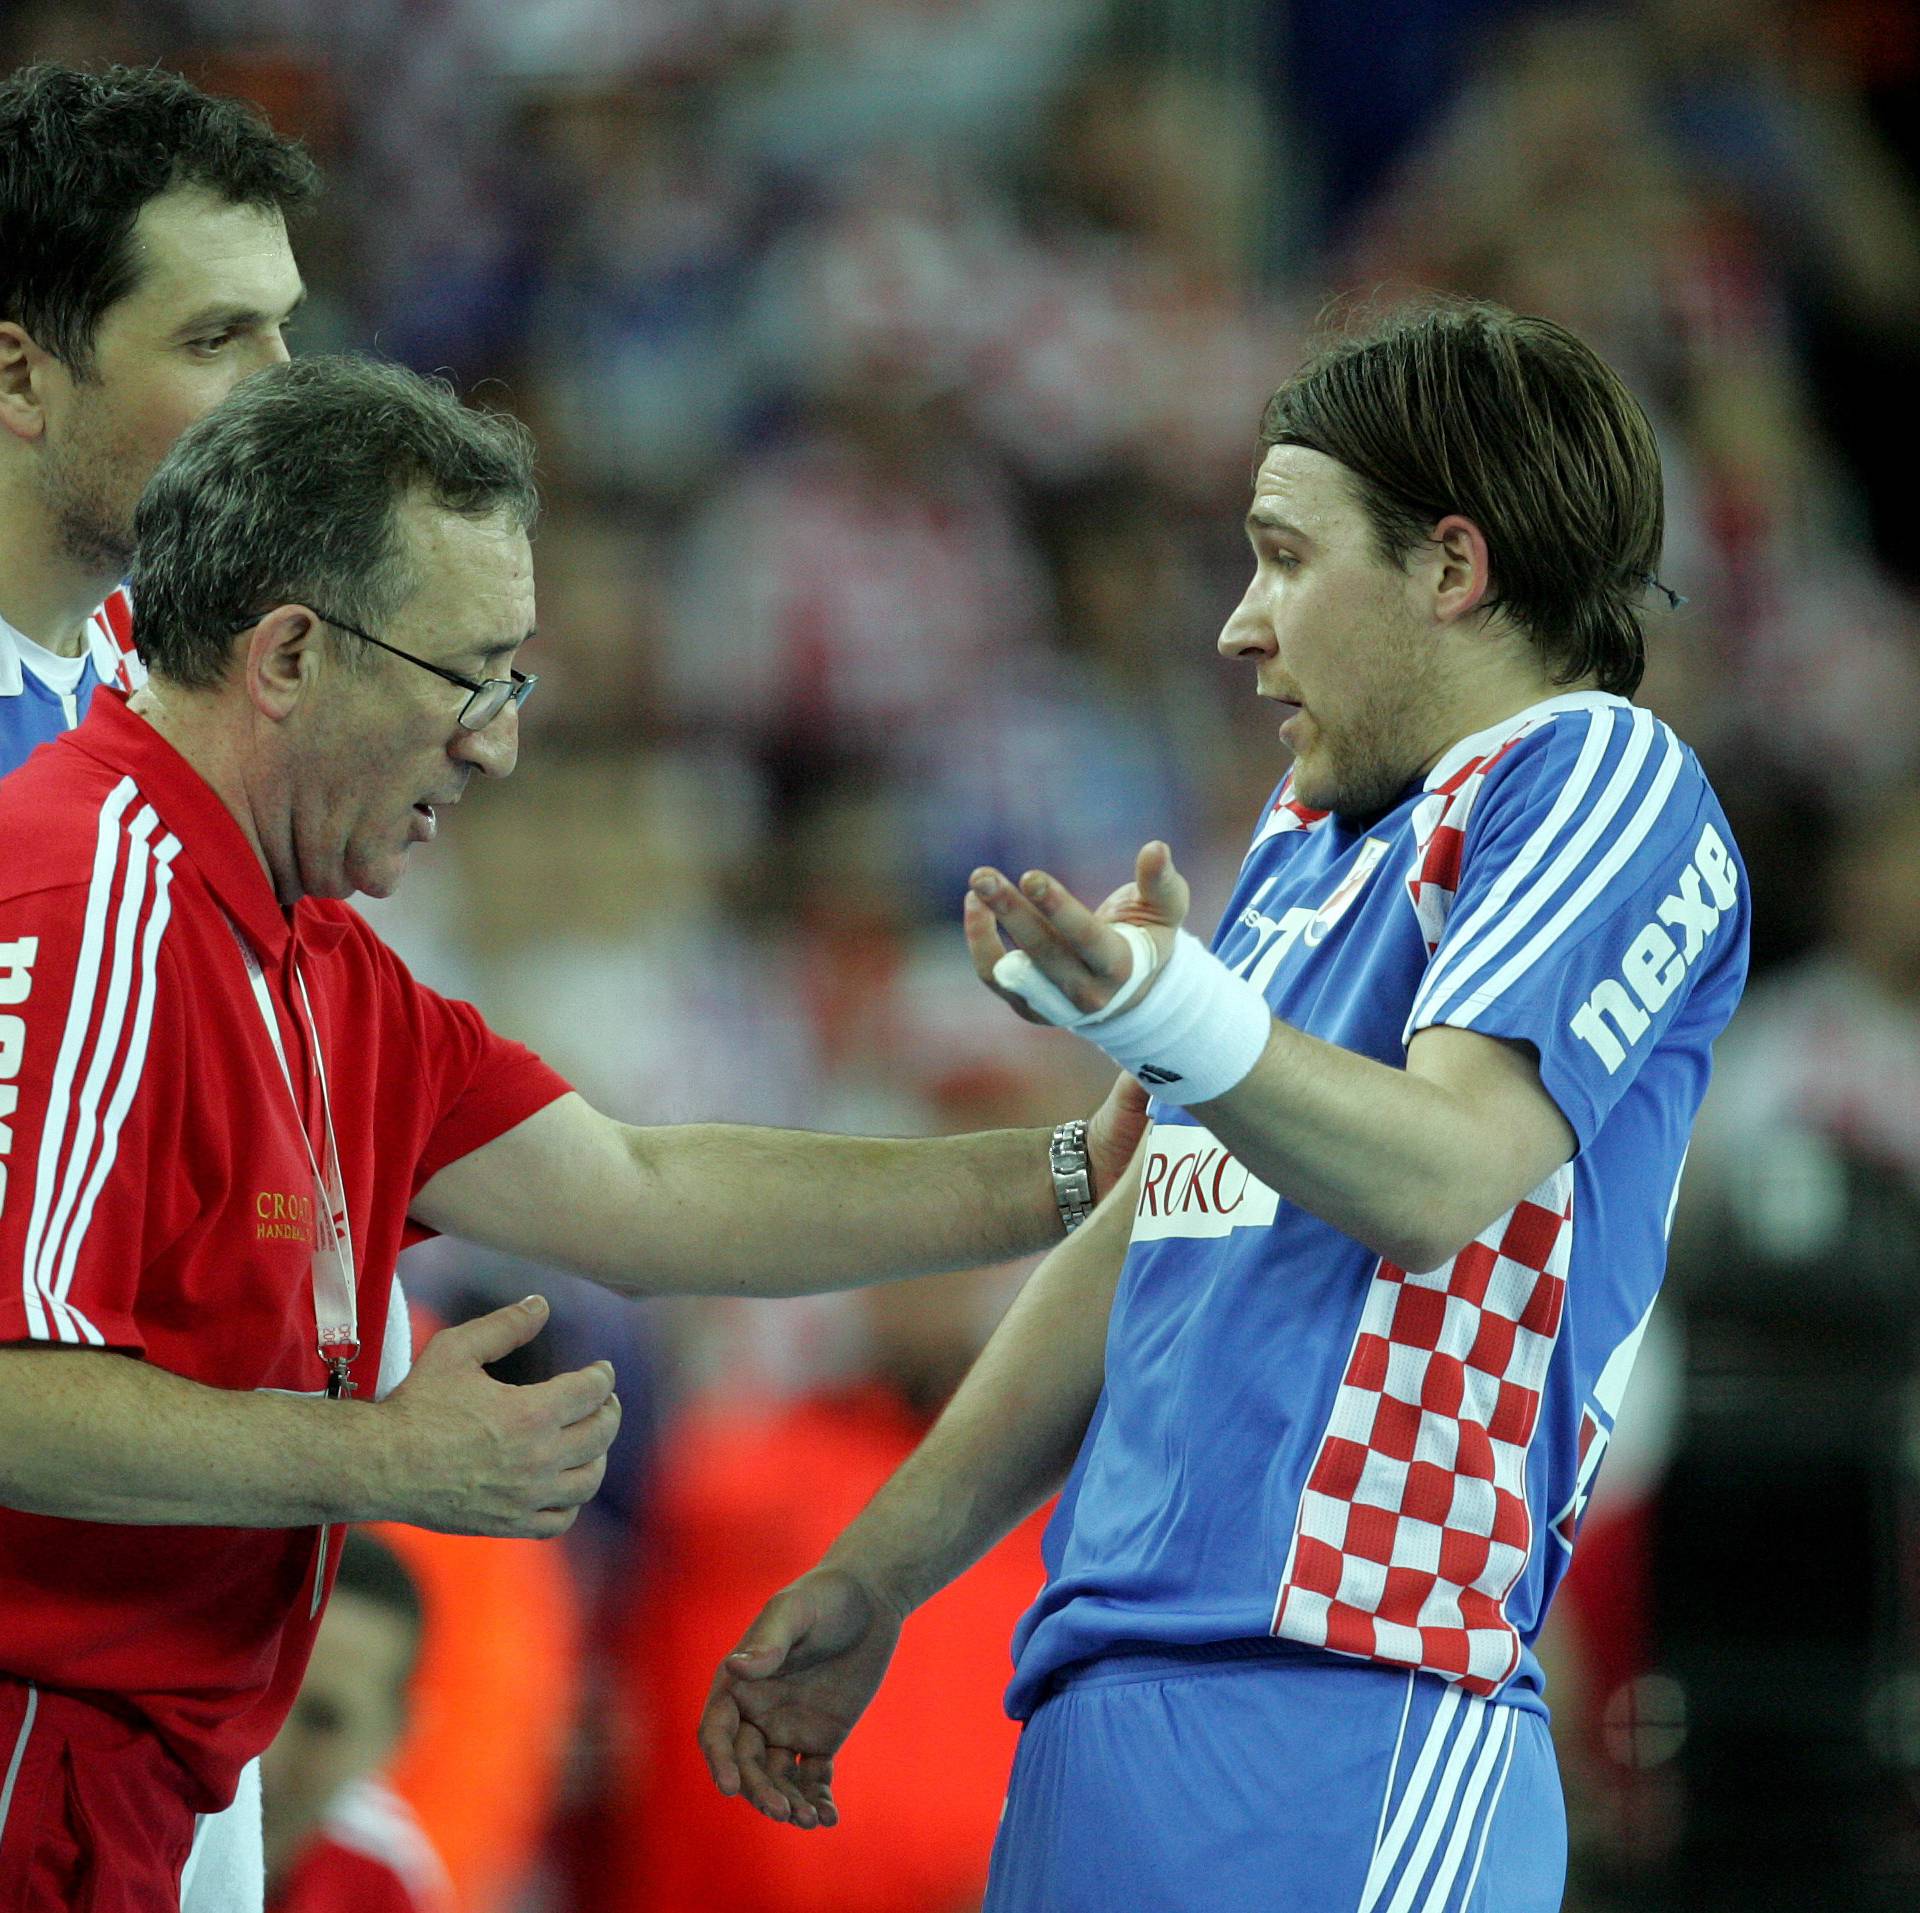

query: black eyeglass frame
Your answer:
[229,605,537,732]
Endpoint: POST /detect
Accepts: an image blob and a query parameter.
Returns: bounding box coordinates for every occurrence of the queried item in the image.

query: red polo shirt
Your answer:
[0,690,571,1810]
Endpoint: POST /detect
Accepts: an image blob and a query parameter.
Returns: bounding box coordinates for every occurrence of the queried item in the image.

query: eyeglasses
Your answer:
[230,605,538,732]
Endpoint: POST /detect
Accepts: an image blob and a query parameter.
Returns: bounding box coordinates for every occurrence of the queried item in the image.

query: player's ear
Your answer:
[1427,514,1494,627]
[0,322,51,444]
[243,606,325,721]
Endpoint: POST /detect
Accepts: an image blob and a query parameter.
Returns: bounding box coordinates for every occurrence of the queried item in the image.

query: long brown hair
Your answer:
[1260,298,1664,696]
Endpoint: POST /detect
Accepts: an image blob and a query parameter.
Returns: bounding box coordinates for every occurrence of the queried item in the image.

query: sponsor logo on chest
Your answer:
[1230,837,1392,993]
[0,936,38,1221]
[1132,1121,1281,1242]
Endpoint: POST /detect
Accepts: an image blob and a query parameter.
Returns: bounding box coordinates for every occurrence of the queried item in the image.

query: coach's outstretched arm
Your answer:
[409,1072,1146,1298]
[966,842,1577,1275]
[696,1156,1140,1830]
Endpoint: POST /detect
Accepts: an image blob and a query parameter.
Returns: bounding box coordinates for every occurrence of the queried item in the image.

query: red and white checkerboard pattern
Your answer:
[1404,732,1534,954]
[1271,1168,1574,1694]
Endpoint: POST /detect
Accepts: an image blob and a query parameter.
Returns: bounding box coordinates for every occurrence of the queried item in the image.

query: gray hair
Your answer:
[130,355,538,688]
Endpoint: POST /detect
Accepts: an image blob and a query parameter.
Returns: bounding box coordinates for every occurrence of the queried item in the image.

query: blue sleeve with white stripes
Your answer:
[1405,704,1748,1147]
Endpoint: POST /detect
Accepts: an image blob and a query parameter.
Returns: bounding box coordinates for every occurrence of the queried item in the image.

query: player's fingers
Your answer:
[972,867,1126,1013]
[791,1752,839,1828]
[766,1746,821,1830]
[965,889,1049,1023]
[1015,868,1134,977]
[697,1682,745,1795]
[969,866,1054,950]
[732,1723,793,1824]
[962,887,1005,980]
[1133,840,1191,926]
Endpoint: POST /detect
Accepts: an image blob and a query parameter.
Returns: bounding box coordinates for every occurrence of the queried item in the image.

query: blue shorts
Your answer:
[983,1642,1565,1913]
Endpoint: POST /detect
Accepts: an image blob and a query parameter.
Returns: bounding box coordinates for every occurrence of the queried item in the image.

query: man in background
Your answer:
[263,1533,452,1913]
[0,61,312,766]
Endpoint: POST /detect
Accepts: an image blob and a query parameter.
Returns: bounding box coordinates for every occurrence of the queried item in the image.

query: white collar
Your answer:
[1421,690,1632,791]
[0,604,126,699]
[0,617,22,698]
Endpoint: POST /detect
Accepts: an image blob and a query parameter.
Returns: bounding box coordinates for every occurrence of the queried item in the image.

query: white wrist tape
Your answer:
[993,927,1271,1106]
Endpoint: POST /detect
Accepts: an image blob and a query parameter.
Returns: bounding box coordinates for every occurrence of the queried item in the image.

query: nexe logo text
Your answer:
[1570,824,1738,1073]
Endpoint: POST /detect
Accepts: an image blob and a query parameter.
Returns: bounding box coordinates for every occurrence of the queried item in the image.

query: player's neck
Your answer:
[1417,650,1606,782]
[0,469,116,658]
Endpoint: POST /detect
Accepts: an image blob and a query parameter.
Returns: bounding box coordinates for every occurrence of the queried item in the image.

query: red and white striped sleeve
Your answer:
[0,777,182,1351]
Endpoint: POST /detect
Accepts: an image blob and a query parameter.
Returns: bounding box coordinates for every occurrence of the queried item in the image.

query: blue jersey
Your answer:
[1008,691,1750,1715]
[0,590,141,777]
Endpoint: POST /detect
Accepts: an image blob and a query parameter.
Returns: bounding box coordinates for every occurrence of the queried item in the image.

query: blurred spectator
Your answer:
[1635,0,1920,584]
[1688,780,1920,1192]
[722,0,1107,172]
[263,1533,454,1913]
[496,501,669,751]
[1352,7,1920,805]
[980,62,1294,501]
[665,214,1053,776]
[521,78,764,496]
[373,1517,584,1913]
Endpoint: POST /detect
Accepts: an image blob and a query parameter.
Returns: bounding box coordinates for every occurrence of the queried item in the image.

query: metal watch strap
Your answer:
[1049,1119,1096,1234]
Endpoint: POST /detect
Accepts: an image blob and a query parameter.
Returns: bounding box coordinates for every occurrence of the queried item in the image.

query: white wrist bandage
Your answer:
[994,927,1271,1106]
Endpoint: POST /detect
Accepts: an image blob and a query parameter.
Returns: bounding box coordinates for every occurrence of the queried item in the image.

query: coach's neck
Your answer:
[130,673,304,909]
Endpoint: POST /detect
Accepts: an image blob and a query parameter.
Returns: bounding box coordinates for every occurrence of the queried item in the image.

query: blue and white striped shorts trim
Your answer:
[984,1642,1564,1913]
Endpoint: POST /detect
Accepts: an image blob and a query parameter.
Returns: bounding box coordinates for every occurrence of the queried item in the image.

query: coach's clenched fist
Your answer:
[374,1296,621,1539]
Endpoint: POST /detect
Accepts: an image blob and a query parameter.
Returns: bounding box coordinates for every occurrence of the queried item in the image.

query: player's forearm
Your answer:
[1198,1022,1554,1271]
[0,1346,394,1527]
[605,1122,1065,1297]
[821,1159,1136,1615]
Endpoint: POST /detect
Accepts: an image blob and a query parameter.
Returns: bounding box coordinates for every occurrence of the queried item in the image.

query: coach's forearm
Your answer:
[613,1122,1065,1295]
[823,1157,1136,1615]
[413,1094,1099,1300]
[0,1346,390,1526]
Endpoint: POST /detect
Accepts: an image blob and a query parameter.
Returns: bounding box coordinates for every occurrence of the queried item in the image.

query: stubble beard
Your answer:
[37,401,138,581]
[1302,633,1443,820]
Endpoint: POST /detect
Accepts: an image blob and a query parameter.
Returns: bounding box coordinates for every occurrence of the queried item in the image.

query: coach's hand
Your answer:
[965,840,1190,1025]
[378,1296,619,1539]
[699,1566,906,1830]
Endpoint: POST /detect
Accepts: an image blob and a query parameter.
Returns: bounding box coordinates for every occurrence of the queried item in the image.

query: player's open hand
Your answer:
[964,840,1191,1024]
[378,1296,620,1539]
[699,1566,907,1830]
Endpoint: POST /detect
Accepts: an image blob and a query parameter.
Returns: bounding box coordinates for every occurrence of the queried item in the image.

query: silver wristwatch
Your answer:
[1049,1119,1096,1233]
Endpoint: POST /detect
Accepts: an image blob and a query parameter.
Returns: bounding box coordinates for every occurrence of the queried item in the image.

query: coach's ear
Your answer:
[243,607,325,722]
[0,323,50,444]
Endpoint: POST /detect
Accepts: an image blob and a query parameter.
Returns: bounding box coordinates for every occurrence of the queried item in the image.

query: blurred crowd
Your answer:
[14,0,1920,1907]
